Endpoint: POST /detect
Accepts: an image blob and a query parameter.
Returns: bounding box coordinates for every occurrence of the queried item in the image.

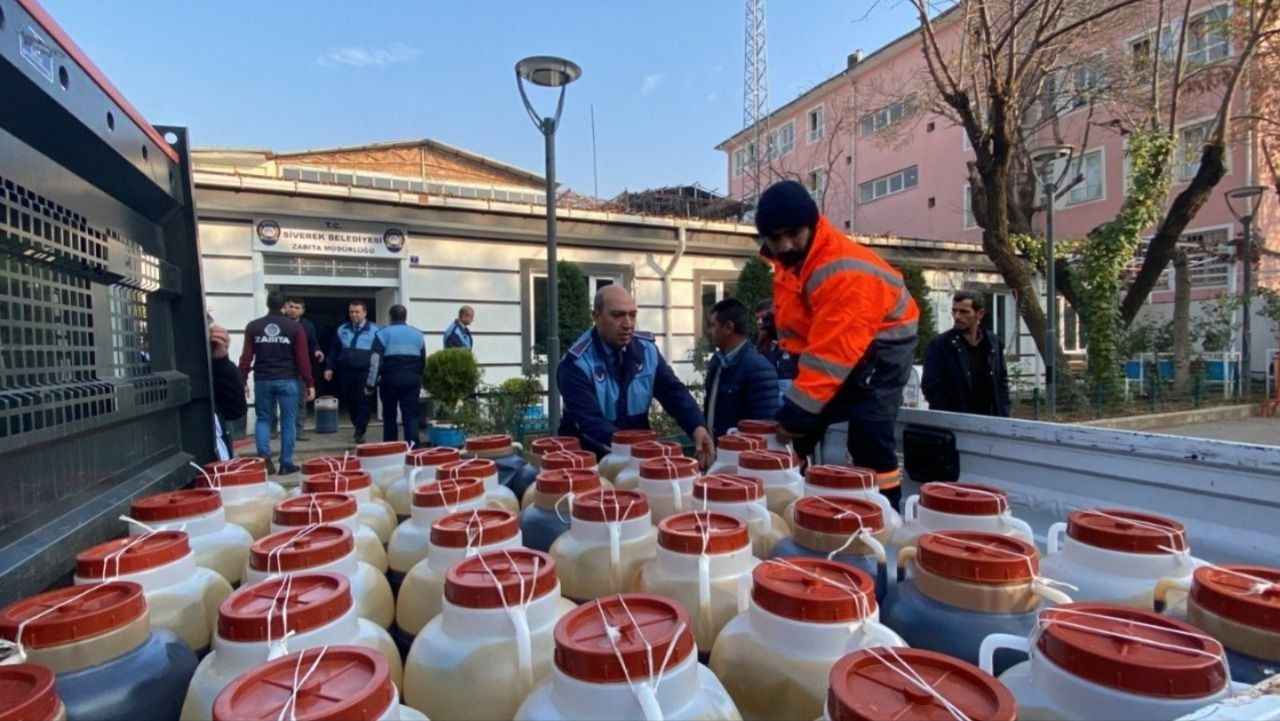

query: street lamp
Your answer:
[1225,184,1267,397]
[1031,144,1074,419]
[516,55,582,432]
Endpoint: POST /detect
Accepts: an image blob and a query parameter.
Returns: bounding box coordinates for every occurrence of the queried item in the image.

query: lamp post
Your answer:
[1225,184,1267,397]
[1031,144,1074,419]
[516,55,582,432]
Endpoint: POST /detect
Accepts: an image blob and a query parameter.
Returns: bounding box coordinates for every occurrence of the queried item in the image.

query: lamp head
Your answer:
[516,56,582,88]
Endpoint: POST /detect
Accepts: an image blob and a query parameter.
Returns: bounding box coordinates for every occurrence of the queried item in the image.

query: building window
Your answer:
[859,97,914,136]
[1042,58,1102,117]
[807,106,825,143]
[1187,5,1231,66]
[699,279,739,340]
[807,168,827,201]
[589,275,620,297]
[1061,299,1086,353]
[733,149,747,177]
[1178,119,1217,182]
[1067,149,1104,205]
[859,166,919,204]
[766,123,795,160]
[522,260,633,367]
[963,184,977,229]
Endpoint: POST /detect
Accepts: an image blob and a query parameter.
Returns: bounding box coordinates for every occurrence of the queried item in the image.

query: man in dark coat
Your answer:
[704,298,781,439]
[922,290,1011,416]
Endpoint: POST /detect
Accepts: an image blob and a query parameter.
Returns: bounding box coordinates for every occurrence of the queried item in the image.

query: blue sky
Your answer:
[43,0,920,198]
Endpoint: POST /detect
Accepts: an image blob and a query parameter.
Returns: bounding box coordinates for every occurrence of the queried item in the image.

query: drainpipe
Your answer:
[646,226,688,359]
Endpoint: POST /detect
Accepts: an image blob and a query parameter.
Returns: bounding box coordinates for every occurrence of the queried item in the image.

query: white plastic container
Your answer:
[300,471,398,545]
[735,419,788,451]
[386,476,487,588]
[194,459,287,540]
[709,557,906,721]
[771,496,890,599]
[385,447,461,519]
[797,464,903,534]
[693,474,791,558]
[181,573,402,721]
[300,455,381,500]
[824,647,1018,721]
[243,525,395,629]
[615,440,683,492]
[707,433,765,476]
[984,603,1231,721]
[436,458,519,514]
[404,548,577,720]
[637,512,758,654]
[530,436,583,467]
[211,645,426,721]
[515,594,740,721]
[737,449,805,517]
[599,429,658,482]
[550,489,659,602]
[523,450,600,508]
[129,489,254,586]
[521,469,609,554]
[74,530,232,653]
[270,492,389,573]
[1039,508,1198,610]
[395,508,523,638]
[895,482,1035,550]
[356,441,413,493]
[636,456,699,523]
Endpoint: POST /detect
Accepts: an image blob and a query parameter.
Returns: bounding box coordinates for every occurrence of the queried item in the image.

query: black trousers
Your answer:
[338,368,373,433]
[380,377,421,444]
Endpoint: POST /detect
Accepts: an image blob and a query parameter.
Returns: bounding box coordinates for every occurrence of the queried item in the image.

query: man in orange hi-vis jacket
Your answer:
[756,180,919,509]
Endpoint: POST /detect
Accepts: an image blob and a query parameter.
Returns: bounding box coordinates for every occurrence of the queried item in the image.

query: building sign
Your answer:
[253,217,407,258]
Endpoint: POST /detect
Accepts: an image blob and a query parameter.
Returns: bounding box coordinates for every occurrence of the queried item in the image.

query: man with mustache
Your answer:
[757,180,919,510]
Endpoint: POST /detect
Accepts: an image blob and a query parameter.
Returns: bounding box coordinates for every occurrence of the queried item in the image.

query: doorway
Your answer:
[274,287,377,399]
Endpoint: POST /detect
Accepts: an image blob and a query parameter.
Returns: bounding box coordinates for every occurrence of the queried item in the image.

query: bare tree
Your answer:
[761,93,858,216]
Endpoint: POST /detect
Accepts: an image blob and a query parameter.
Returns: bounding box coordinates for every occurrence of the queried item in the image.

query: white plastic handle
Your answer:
[1032,581,1073,607]
[979,633,1030,674]
[1004,515,1036,542]
[903,494,920,523]
[1046,522,1067,556]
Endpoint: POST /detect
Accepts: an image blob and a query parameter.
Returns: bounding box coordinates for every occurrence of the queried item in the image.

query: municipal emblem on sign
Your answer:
[257,220,281,246]
[265,323,280,338]
[383,228,405,253]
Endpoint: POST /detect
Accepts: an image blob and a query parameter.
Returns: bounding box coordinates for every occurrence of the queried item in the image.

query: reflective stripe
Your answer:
[799,353,856,382]
[784,383,826,414]
[875,322,918,341]
[886,287,912,322]
[805,258,904,297]
[876,468,902,490]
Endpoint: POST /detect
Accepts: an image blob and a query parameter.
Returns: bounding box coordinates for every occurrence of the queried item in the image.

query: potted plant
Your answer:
[423,348,482,448]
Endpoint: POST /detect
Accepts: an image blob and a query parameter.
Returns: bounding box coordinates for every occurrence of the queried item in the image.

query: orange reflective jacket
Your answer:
[770,216,919,417]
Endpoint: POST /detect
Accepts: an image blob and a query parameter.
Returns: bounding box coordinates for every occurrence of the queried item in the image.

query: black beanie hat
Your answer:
[754,180,819,237]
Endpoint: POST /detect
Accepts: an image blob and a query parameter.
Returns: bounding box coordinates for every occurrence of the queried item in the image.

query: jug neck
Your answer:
[747,598,871,656]
[212,603,360,673]
[219,482,271,504]
[1059,534,1193,578]
[569,515,652,544]
[549,649,699,716]
[654,545,754,579]
[245,549,360,586]
[130,508,226,538]
[741,467,801,489]
[410,497,484,527]
[427,535,523,572]
[75,551,198,594]
[440,585,563,637]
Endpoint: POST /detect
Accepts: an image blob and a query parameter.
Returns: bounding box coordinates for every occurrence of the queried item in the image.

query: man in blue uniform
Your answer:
[443,305,474,350]
[324,300,379,443]
[366,304,426,444]
[558,285,715,467]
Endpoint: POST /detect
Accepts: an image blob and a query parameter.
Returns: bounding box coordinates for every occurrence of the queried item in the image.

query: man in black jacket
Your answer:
[922,291,1010,416]
[209,323,247,457]
[284,298,322,441]
[704,298,781,439]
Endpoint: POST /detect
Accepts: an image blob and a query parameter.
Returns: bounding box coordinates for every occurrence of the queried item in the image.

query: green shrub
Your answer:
[423,348,481,418]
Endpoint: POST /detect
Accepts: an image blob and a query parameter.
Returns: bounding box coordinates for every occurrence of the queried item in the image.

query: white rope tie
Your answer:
[267,524,323,577]
[931,532,1077,601]
[100,527,161,580]
[0,584,105,665]
[812,466,876,492]
[1080,510,1190,563]
[603,496,637,590]
[553,489,577,525]
[265,573,297,661]
[276,645,329,721]
[763,558,872,629]
[655,458,687,514]
[811,497,885,563]
[474,550,541,694]
[1200,565,1280,597]
[934,482,1009,515]
[864,646,973,721]
[595,595,688,721]
[463,509,492,559]
[191,461,219,490]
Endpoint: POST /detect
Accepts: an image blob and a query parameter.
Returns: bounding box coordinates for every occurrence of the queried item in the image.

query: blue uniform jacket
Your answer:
[703,342,782,439]
[327,321,380,372]
[366,322,427,388]
[443,320,473,350]
[557,329,705,458]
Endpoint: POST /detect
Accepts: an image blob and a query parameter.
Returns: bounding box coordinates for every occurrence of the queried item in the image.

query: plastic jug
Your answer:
[1154,564,1280,684]
[636,456,700,523]
[514,594,740,721]
[824,647,1018,721]
[768,496,890,601]
[706,433,765,476]
[181,572,402,721]
[243,525,394,629]
[0,664,66,721]
[637,512,758,655]
[895,482,1035,549]
[735,420,787,451]
[356,441,412,492]
[129,489,254,586]
[885,531,1072,672]
[1039,508,1198,609]
[386,476,487,590]
[550,489,659,602]
[193,461,287,540]
[693,474,791,558]
[300,471,398,545]
[614,440,683,492]
[270,493,389,573]
[465,433,539,500]
[211,646,426,721]
[530,436,582,468]
[73,530,232,654]
[300,455,384,501]
[394,509,523,642]
[437,458,520,514]
[737,450,804,517]
[522,450,600,508]
[386,447,461,520]
[404,548,577,720]
[709,557,906,721]
[796,465,903,534]
[599,429,658,482]
[984,603,1231,721]
[521,469,605,552]
[0,581,199,721]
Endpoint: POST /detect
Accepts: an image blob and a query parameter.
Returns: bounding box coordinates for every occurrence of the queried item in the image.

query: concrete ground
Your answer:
[1144,416,1280,445]
[231,420,402,467]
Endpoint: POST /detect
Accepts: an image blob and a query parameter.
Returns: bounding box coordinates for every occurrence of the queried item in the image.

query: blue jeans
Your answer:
[255,379,300,466]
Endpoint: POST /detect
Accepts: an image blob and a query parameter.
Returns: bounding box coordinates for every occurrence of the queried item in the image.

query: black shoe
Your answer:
[279,463,301,475]
[353,431,365,444]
